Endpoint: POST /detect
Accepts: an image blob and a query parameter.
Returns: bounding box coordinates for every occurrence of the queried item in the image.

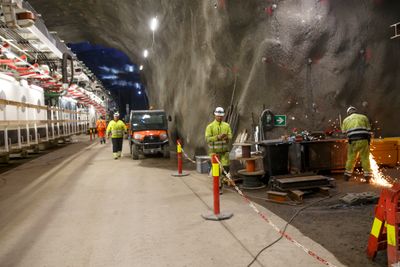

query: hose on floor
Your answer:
[247,192,342,267]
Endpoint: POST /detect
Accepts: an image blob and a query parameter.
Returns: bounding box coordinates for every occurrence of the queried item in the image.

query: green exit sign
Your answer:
[274,115,286,126]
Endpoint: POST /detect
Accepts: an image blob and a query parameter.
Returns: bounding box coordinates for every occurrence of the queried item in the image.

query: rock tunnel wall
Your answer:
[30,0,400,154]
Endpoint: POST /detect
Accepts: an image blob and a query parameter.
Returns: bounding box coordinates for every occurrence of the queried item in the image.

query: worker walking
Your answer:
[341,106,372,183]
[205,107,233,191]
[106,112,127,159]
[96,115,107,144]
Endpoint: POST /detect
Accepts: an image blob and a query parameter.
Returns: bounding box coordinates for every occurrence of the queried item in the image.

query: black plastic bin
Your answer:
[259,141,290,177]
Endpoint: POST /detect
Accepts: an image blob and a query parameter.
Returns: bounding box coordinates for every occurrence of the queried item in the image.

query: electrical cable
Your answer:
[247,192,342,267]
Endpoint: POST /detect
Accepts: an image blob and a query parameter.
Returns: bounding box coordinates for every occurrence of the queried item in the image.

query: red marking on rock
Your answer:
[318,0,329,4]
[265,6,273,15]
[365,48,372,62]
[218,0,225,9]
[312,54,323,64]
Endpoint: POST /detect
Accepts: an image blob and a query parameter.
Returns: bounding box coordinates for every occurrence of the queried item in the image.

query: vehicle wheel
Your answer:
[131,144,139,160]
[162,146,170,158]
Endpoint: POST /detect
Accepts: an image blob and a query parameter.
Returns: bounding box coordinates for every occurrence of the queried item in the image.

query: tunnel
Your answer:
[0,1,399,267]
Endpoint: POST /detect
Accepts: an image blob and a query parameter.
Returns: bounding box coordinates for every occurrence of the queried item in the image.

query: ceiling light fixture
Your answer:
[150,17,158,32]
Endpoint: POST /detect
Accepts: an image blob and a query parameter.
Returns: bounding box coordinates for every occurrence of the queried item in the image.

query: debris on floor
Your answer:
[340,192,379,205]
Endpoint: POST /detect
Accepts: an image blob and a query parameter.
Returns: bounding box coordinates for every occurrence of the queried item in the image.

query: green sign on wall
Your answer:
[274,115,287,126]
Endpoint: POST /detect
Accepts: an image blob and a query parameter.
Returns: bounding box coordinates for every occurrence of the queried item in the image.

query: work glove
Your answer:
[218,134,227,140]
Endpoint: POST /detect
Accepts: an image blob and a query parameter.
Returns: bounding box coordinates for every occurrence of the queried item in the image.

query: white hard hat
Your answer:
[346,106,356,115]
[114,112,120,117]
[214,107,225,116]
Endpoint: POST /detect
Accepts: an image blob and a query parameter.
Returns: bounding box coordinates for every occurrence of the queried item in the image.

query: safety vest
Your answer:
[96,119,106,131]
[106,120,127,138]
[205,120,232,153]
[342,113,371,141]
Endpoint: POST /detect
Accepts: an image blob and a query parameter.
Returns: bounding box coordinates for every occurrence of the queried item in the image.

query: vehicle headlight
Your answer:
[134,133,143,140]
[160,133,168,140]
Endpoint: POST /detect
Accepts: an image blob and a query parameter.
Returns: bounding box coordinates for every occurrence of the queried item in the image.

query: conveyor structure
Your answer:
[0,0,111,161]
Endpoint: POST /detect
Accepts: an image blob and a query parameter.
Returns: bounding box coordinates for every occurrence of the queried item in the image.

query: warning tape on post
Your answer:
[179,147,336,266]
[180,146,196,164]
[214,157,337,267]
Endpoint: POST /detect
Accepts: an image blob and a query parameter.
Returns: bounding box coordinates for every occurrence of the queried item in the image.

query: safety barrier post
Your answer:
[212,154,220,214]
[202,154,233,221]
[171,140,189,177]
[89,129,93,141]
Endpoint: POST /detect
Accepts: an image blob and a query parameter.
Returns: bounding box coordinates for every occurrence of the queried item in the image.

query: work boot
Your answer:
[113,153,118,159]
[344,174,351,181]
[117,151,122,158]
[364,176,372,184]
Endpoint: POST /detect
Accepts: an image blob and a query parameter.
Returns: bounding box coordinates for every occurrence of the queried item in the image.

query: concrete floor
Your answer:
[0,137,346,267]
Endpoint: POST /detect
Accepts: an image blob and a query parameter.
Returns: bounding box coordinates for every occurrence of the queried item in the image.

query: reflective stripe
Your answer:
[371,218,382,238]
[177,144,182,153]
[208,141,227,148]
[387,224,397,246]
[347,130,370,136]
[347,127,370,133]
[212,163,219,177]
[112,130,123,136]
[208,144,225,149]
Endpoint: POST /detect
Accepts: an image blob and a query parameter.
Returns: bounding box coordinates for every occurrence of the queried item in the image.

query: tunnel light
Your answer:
[143,49,148,58]
[139,65,143,70]
[150,17,158,32]
[138,91,142,95]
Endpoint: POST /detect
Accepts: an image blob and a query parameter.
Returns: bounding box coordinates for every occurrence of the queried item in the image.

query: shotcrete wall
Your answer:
[31,0,400,154]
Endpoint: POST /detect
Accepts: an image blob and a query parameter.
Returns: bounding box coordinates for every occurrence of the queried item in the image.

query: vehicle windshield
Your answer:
[130,112,167,131]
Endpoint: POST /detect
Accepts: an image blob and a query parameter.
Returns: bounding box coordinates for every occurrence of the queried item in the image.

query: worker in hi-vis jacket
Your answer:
[341,106,372,183]
[106,112,127,159]
[205,107,232,191]
[96,115,107,144]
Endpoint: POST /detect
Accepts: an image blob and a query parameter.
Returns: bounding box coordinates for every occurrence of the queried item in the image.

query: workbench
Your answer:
[288,139,348,173]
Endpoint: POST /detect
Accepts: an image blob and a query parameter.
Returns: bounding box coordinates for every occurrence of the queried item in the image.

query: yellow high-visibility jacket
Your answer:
[341,113,371,141]
[205,120,232,153]
[106,120,127,138]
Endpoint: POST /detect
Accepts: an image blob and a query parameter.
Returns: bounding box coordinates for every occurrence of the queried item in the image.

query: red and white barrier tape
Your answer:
[180,146,196,164]
[215,157,337,267]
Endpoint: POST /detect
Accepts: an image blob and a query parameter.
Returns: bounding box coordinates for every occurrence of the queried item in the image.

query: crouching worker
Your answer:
[106,112,127,159]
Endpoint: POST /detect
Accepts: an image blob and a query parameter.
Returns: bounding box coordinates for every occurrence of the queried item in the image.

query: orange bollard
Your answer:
[202,154,233,221]
[171,140,189,177]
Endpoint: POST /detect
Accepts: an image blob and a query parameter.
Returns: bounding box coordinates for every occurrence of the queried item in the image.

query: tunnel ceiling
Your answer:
[29,0,400,153]
[68,42,148,116]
